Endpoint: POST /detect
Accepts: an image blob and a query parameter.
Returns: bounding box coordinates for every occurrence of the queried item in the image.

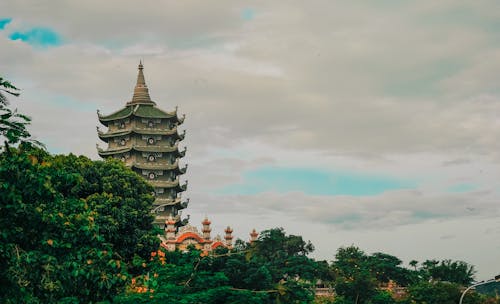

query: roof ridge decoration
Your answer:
[127,61,156,105]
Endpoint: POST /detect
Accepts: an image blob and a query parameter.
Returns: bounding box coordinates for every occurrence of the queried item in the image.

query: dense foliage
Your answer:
[114,228,320,303]
[0,145,159,303]
[0,77,41,147]
[328,245,497,304]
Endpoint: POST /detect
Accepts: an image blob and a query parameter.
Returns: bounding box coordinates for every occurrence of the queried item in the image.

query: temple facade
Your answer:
[97,62,188,228]
[161,216,235,254]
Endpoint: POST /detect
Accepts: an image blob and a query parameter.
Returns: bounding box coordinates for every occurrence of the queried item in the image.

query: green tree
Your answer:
[0,146,158,303]
[367,252,410,286]
[408,281,484,304]
[115,228,321,303]
[420,259,475,285]
[409,260,418,271]
[0,77,40,147]
[332,246,377,304]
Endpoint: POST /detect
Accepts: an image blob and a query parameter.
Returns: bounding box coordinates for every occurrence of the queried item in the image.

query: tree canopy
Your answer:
[0,145,158,303]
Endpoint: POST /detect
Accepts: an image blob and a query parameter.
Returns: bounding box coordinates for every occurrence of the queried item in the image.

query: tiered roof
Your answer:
[96,62,188,228]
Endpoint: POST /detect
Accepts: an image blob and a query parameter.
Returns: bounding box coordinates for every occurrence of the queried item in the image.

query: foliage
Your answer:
[332,246,377,304]
[0,77,41,147]
[370,291,398,304]
[367,252,412,286]
[115,228,321,303]
[419,259,476,285]
[0,145,158,303]
[408,281,485,304]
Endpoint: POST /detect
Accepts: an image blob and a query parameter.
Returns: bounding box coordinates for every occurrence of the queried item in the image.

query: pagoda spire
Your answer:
[128,61,155,105]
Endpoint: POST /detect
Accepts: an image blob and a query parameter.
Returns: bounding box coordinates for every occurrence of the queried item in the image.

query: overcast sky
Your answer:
[1,1,500,280]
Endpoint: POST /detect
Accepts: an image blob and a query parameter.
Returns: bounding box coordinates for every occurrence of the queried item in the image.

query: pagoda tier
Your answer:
[97,127,185,142]
[96,144,187,157]
[96,62,188,229]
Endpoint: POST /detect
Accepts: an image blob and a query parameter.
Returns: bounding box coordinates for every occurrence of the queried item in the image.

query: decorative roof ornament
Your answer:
[128,61,156,105]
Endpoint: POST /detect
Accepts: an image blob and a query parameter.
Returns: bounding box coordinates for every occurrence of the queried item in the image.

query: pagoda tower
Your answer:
[96,62,188,229]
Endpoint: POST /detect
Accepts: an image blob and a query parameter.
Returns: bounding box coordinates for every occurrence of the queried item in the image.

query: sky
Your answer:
[1,0,500,280]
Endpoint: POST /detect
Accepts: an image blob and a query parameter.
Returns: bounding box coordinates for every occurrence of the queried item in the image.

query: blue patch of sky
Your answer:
[9,27,62,48]
[219,166,416,196]
[0,18,12,30]
[447,183,477,193]
[241,8,255,21]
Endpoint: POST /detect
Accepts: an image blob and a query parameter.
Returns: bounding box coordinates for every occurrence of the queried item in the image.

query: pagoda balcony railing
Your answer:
[97,144,186,154]
[149,178,188,191]
[151,198,188,212]
[154,213,181,222]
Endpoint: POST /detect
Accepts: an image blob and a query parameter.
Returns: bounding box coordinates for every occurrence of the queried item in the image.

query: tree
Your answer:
[420,259,475,285]
[0,146,159,303]
[367,252,409,285]
[114,228,321,303]
[0,77,40,147]
[409,260,418,271]
[408,281,484,304]
[332,246,377,304]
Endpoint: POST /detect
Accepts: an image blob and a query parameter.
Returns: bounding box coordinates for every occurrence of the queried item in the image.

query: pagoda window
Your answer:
[148,172,156,180]
[147,137,155,145]
[120,139,126,146]
[148,120,154,128]
[120,156,126,162]
[119,121,126,129]
[148,154,155,162]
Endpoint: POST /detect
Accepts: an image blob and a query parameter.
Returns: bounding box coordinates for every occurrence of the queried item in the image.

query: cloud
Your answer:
[9,27,62,47]
[190,188,499,230]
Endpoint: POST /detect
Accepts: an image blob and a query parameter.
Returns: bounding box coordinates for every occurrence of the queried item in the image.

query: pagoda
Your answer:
[96,62,188,229]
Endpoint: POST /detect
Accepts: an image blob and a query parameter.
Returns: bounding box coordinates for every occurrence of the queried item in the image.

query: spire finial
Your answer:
[127,61,154,105]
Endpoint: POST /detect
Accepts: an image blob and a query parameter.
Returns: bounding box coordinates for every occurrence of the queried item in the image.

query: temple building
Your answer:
[161,216,235,254]
[97,62,189,229]
[96,62,257,252]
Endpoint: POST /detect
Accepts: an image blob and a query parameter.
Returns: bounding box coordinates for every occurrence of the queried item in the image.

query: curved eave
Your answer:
[97,107,133,126]
[97,146,132,157]
[97,105,181,126]
[98,130,132,141]
[176,113,186,125]
[132,162,187,174]
[152,197,182,208]
[152,198,188,211]
[97,145,186,156]
[97,127,184,142]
